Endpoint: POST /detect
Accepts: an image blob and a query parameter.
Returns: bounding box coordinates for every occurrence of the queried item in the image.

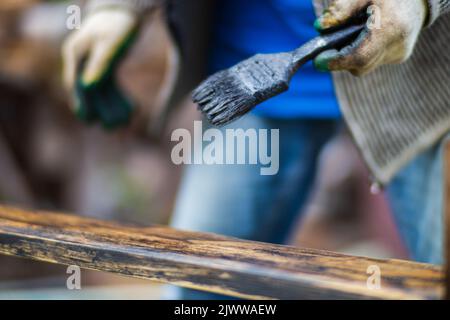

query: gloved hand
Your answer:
[314,0,428,76]
[62,8,140,129]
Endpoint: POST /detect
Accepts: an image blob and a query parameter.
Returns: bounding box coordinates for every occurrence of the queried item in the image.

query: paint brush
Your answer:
[193,24,364,126]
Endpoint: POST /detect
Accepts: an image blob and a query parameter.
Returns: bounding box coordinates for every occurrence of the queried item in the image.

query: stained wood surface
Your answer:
[0,205,444,300]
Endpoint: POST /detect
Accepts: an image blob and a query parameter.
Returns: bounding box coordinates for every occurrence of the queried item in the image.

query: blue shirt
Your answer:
[209,0,341,119]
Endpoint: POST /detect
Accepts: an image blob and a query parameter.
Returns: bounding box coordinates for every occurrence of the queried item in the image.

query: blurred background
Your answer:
[0,0,408,299]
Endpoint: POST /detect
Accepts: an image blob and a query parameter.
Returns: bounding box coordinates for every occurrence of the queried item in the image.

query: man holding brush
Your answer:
[313,0,450,265]
[63,0,450,300]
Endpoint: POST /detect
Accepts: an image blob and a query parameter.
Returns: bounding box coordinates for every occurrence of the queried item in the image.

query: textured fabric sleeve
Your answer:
[331,15,450,185]
[426,0,450,26]
[311,0,450,185]
[86,0,164,15]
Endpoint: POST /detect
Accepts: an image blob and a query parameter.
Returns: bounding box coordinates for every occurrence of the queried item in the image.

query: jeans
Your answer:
[387,136,447,265]
[167,114,337,299]
[167,114,447,299]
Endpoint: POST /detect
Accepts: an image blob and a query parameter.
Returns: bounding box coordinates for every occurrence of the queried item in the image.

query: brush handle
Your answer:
[292,24,365,68]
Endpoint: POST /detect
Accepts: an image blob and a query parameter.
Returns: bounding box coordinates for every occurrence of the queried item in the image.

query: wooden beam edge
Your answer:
[0,206,444,300]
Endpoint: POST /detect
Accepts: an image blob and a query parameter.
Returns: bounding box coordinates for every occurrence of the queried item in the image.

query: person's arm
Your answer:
[313,0,448,76]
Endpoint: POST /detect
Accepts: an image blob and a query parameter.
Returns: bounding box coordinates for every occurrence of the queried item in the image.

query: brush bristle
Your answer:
[192,71,258,126]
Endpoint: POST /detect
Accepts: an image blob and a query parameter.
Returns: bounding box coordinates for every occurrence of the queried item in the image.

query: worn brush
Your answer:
[193,24,364,126]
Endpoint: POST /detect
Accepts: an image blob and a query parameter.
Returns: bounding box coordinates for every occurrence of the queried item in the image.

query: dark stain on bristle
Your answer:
[193,71,258,126]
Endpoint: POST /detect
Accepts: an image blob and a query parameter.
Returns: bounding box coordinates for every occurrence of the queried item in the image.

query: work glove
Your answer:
[62,8,140,129]
[314,0,428,76]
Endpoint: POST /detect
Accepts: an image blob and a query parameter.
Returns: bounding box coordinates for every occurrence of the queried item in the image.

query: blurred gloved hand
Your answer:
[62,8,140,129]
[314,0,428,76]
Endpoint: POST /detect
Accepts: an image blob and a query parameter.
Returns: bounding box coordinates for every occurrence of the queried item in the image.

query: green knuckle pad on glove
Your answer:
[312,0,428,75]
[74,28,138,130]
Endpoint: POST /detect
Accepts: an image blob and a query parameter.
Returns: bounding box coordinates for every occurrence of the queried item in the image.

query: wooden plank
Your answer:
[445,141,450,300]
[0,205,444,300]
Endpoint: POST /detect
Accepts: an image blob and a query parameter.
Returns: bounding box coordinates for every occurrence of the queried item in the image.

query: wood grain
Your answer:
[0,205,444,300]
